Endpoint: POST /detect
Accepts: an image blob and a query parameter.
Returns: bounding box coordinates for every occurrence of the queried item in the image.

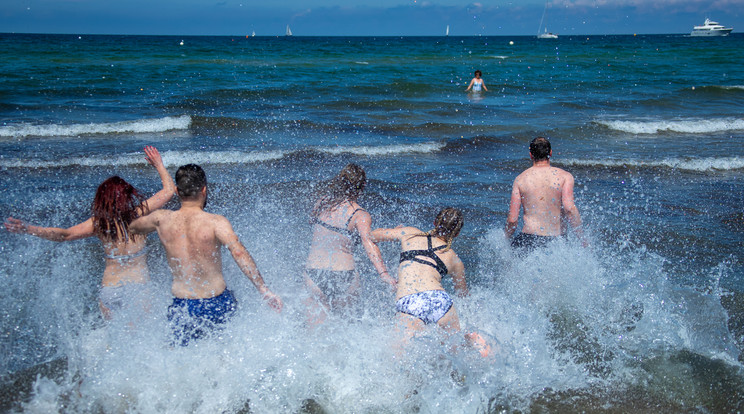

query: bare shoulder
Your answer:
[553,167,574,182]
[206,212,238,244]
[449,249,464,267]
[354,208,372,222]
[513,168,532,188]
[205,211,232,228]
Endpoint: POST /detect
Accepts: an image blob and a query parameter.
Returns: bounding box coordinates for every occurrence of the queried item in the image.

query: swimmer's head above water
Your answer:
[529,136,551,161]
[474,70,482,78]
[176,164,208,207]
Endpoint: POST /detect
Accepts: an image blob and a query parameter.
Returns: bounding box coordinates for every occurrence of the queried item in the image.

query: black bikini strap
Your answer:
[345,208,364,227]
[429,252,448,276]
[399,241,449,277]
[402,254,447,277]
[427,234,446,251]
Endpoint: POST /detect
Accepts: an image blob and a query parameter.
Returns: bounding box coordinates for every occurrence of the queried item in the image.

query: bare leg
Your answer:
[303,274,329,328]
[393,312,425,356]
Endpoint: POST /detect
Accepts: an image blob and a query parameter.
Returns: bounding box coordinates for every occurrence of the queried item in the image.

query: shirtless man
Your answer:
[130,164,282,345]
[505,137,584,251]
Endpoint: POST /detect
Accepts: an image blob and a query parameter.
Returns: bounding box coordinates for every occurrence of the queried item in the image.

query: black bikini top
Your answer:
[399,234,448,278]
[312,208,363,242]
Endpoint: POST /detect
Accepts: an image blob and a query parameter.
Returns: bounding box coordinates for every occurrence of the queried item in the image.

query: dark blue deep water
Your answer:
[1,33,743,412]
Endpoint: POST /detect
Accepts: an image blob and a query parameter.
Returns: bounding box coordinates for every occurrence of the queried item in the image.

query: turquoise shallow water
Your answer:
[1,33,743,412]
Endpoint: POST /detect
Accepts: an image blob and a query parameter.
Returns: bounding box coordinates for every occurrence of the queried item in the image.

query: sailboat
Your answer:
[537,2,558,39]
[286,25,293,36]
[251,30,256,37]
[446,25,450,36]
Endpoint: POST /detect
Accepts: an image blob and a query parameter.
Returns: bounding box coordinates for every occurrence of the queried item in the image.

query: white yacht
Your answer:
[537,28,558,39]
[690,18,733,36]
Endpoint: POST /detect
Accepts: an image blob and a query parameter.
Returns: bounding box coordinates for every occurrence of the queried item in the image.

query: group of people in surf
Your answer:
[4,136,583,355]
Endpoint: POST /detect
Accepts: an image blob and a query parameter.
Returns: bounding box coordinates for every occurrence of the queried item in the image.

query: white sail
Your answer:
[446,25,450,36]
[286,25,293,36]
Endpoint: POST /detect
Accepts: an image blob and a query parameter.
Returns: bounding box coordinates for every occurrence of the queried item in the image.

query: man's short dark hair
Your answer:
[176,164,206,200]
[529,137,551,161]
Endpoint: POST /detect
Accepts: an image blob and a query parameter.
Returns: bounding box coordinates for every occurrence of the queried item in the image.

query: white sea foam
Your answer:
[595,117,744,134]
[162,150,286,167]
[0,115,192,139]
[318,141,445,156]
[560,156,744,172]
[0,149,286,169]
[0,143,442,169]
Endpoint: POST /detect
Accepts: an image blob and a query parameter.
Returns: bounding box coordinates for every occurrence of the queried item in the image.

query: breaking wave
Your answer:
[560,156,744,172]
[0,142,444,169]
[0,116,192,139]
[595,117,744,134]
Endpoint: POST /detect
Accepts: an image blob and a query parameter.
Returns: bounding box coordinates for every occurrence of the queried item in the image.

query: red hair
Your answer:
[91,176,148,242]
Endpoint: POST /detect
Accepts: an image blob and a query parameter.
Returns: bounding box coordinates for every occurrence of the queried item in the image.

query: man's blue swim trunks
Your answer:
[168,289,237,346]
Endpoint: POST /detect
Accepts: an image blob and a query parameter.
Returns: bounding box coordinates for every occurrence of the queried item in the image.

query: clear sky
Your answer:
[2,0,743,36]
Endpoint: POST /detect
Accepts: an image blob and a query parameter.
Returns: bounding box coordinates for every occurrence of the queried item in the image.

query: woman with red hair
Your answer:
[4,146,176,319]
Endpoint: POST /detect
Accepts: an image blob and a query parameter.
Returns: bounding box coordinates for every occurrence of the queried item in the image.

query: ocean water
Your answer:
[1,33,743,412]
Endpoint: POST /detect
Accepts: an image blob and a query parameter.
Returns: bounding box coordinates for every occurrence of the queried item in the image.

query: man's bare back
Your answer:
[509,165,575,236]
[505,137,583,241]
[130,164,281,309]
[143,206,231,298]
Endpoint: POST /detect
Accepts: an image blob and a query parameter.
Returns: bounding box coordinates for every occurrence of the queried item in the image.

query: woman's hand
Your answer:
[4,217,29,234]
[144,145,164,169]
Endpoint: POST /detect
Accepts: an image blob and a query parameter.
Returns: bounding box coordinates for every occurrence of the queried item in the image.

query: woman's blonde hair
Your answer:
[423,207,463,251]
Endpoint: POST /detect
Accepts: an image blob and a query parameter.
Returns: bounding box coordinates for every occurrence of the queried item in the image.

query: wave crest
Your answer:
[0,116,192,139]
[560,157,744,172]
[0,142,444,169]
[318,142,445,156]
[595,118,744,134]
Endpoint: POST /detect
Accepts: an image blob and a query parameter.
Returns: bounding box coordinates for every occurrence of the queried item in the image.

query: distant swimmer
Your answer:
[505,137,585,251]
[304,164,396,324]
[130,164,282,346]
[4,146,175,320]
[465,70,488,92]
[372,208,490,357]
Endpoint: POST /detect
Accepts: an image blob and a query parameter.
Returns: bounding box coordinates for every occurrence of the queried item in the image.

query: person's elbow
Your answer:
[564,205,581,221]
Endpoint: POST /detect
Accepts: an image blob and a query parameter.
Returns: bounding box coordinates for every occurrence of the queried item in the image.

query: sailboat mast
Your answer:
[538,2,547,35]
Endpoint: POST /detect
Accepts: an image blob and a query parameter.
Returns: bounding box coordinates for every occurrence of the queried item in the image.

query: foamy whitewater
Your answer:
[1,33,743,413]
